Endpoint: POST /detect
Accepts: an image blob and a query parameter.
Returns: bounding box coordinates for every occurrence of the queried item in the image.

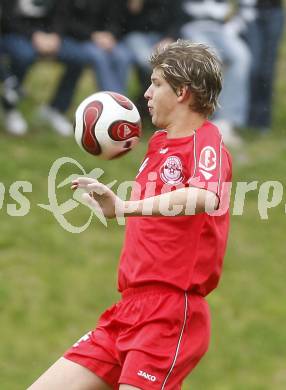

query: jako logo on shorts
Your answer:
[137,370,156,382]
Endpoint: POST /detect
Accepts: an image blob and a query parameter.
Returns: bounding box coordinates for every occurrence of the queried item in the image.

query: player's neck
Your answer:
[165,111,206,139]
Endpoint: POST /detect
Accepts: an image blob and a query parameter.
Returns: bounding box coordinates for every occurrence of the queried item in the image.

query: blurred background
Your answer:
[0,1,286,389]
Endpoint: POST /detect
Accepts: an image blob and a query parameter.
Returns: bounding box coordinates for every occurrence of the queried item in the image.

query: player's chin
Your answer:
[151,114,160,127]
[152,117,165,129]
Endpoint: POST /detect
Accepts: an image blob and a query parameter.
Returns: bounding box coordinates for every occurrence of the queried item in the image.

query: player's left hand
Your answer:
[71,177,123,219]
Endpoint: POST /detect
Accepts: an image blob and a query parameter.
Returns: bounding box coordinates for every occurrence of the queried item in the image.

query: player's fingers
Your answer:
[81,192,102,209]
[72,177,99,188]
[86,182,107,195]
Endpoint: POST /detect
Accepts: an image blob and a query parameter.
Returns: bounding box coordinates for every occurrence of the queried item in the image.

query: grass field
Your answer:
[1,37,286,389]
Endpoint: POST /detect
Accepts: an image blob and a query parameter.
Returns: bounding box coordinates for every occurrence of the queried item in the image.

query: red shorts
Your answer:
[64,284,210,389]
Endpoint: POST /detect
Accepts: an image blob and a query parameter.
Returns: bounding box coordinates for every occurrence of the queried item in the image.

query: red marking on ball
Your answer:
[106,92,133,110]
[82,101,103,155]
[108,120,141,141]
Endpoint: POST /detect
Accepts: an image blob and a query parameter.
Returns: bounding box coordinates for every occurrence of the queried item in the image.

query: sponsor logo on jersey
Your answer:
[137,370,156,382]
[160,155,184,184]
[199,146,217,171]
[159,147,169,154]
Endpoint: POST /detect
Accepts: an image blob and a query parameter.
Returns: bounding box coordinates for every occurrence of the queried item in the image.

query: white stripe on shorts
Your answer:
[161,292,188,389]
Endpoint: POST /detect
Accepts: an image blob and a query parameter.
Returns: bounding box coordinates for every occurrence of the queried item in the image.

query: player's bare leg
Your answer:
[119,386,141,390]
[27,357,111,390]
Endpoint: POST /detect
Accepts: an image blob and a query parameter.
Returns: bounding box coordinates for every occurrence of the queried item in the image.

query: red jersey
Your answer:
[118,120,232,296]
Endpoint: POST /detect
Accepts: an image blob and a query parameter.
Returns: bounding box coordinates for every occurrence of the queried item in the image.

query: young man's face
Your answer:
[144,68,178,128]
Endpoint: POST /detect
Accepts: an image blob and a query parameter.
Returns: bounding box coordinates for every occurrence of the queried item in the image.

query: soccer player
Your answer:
[28,40,232,390]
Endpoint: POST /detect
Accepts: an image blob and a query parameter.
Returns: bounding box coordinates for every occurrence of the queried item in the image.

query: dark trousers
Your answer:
[1,34,85,112]
[245,7,284,129]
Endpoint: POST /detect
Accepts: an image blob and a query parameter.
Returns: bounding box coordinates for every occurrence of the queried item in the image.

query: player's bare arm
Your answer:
[72,177,218,217]
[124,186,219,216]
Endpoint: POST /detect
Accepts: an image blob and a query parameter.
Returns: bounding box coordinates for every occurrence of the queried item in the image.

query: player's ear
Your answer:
[176,85,190,102]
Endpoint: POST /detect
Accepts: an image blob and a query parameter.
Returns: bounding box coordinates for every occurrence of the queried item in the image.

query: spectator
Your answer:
[0,4,25,135]
[57,0,132,95]
[0,5,21,113]
[180,0,252,147]
[0,0,85,136]
[118,0,183,111]
[243,0,284,133]
[0,52,22,129]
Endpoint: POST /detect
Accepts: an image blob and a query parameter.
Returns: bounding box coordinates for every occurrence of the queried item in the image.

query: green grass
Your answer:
[1,38,286,389]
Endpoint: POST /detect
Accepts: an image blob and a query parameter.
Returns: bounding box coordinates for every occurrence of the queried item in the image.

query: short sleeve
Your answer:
[187,129,232,200]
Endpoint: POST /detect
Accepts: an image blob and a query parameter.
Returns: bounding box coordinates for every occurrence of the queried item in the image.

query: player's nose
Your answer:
[144,84,152,100]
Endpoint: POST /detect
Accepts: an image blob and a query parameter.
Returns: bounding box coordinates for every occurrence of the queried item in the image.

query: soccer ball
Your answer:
[74,91,142,160]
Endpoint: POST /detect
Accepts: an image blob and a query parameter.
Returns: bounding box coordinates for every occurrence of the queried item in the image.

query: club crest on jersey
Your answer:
[160,155,184,184]
[199,146,217,171]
